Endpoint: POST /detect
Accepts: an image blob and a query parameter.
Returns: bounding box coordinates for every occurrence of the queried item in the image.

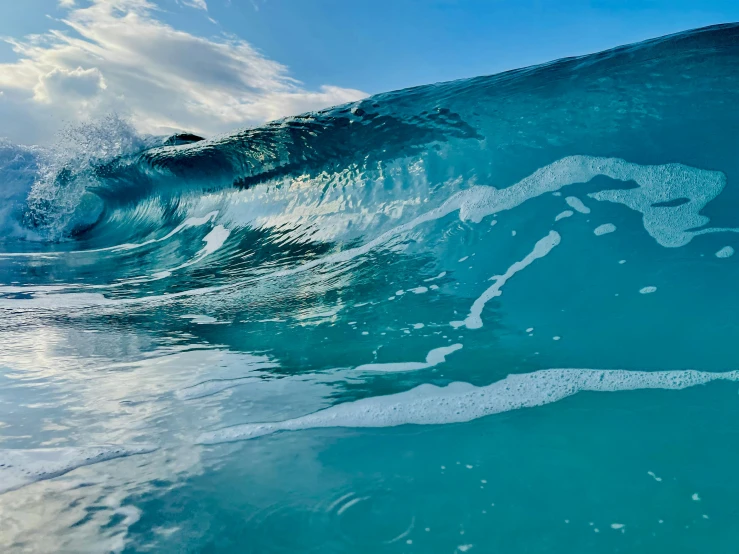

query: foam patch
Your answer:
[565,196,591,214]
[594,223,617,236]
[716,246,734,258]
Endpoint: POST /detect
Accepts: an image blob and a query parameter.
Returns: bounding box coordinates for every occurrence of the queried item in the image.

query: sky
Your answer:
[0,0,738,145]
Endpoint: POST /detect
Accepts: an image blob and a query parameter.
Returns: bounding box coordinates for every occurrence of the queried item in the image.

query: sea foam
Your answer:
[198,368,739,444]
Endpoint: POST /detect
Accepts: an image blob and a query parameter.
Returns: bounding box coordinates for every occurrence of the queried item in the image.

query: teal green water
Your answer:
[1,24,739,553]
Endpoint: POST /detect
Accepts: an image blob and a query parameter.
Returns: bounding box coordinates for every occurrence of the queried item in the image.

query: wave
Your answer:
[0,24,736,318]
[2,23,736,248]
[1,24,739,447]
[0,24,739,520]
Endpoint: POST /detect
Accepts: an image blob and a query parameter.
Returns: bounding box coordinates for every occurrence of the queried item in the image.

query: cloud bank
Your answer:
[0,0,366,145]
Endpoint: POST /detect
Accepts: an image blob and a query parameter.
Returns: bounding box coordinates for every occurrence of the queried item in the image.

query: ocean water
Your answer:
[1,23,739,553]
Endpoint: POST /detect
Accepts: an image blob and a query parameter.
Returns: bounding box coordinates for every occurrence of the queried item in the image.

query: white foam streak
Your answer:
[458,156,727,248]
[355,344,463,373]
[451,231,560,330]
[198,368,739,444]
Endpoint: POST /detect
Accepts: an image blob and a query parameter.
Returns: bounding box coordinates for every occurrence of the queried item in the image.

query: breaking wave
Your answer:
[2,23,739,452]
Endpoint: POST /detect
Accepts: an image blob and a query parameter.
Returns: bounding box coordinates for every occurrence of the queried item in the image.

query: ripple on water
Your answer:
[240,484,415,553]
[331,488,415,547]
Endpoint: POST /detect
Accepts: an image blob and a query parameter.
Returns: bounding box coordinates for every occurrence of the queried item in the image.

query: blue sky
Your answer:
[1,0,738,144]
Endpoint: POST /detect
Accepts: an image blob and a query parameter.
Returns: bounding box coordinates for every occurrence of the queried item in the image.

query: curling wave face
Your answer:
[1,24,739,553]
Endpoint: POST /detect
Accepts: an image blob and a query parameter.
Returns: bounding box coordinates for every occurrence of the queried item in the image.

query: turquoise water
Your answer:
[1,23,739,553]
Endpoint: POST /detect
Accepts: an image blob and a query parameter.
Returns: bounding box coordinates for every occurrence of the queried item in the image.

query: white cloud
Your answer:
[34,66,107,102]
[0,0,366,145]
[58,0,76,7]
[182,0,208,10]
